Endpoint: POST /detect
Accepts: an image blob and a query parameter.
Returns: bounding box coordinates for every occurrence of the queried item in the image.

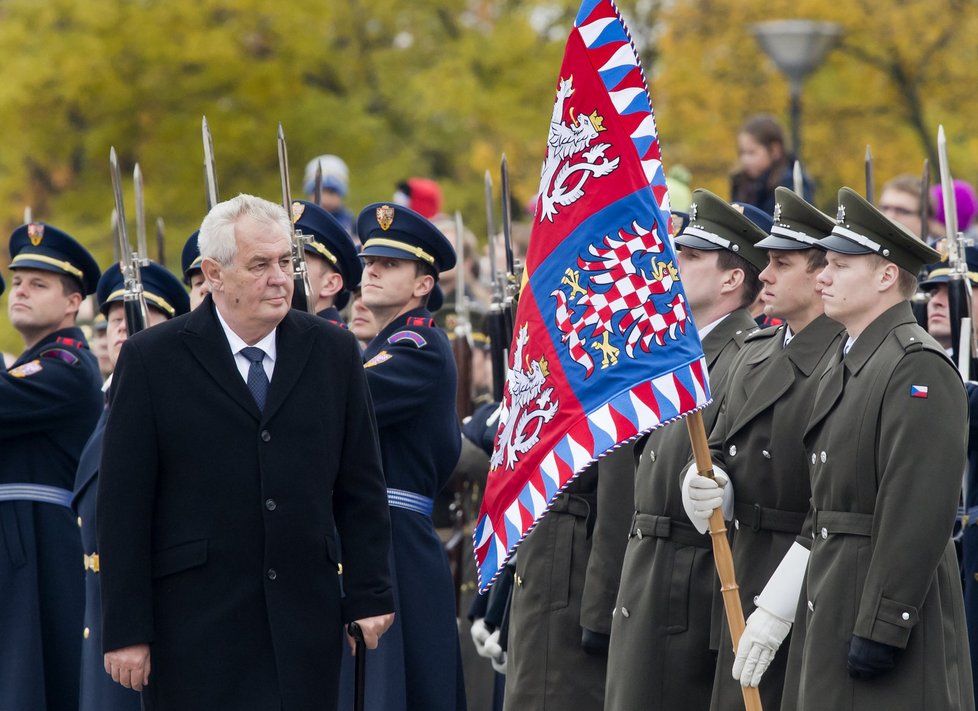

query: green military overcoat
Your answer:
[604,309,757,711]
[706,314,844,711]
[782,302,974,710]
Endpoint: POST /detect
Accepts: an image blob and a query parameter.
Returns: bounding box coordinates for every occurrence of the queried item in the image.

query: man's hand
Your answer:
[732,607,791,687]
[104,644,151,691]
[346,613,395,655]
[847,634,898,679]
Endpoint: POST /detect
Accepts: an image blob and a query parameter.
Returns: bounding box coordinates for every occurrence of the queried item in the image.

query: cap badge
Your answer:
[377,205,395,231]
[27,223,44,246]
[773,203,782,222]
[836,204,846,223]
[290,201,305,224]
[688,202,698,221]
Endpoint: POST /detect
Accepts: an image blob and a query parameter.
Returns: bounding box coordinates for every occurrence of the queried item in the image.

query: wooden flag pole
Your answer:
[686,410,763,711]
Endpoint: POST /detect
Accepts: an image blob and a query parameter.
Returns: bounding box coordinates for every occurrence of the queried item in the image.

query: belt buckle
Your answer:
[751,503,762,532]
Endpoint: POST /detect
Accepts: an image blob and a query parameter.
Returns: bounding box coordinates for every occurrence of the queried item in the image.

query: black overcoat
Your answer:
[98,297,394,711]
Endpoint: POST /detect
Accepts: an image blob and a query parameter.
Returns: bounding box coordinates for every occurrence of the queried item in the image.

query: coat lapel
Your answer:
[262,312,316,423]
[726,343,795,441]
[181,297,262,420]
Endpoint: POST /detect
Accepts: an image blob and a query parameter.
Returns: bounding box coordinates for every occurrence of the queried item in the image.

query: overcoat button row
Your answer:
[811,453,817,465]
[636,528,643,540]
[808,600,815,611]
[261,430,271,442]
[621,607,630,618]
[729,445,737,457]
[762,450,771,459]
[267,568,277,580]
[265,499,276,511]
[820,528,828,539]
[820,451,827,463]
[648,451,656,463]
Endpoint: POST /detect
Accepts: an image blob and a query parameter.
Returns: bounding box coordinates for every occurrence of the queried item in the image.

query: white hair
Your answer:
[198,194,291,266]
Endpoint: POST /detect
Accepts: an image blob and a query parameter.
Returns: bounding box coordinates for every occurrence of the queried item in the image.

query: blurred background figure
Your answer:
[90,314,112,380]
[302,154,355,238]
[349,289,379,351]
[394,177,444,220]
[730,113,813,214]
[878,174,936,243]
[666,164,693,213]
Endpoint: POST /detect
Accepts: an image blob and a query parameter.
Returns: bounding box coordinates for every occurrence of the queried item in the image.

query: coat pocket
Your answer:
[151,539,208,579]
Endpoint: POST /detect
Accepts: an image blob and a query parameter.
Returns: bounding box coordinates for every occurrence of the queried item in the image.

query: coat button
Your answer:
[267,568,277,580]
[261,430,271,442]
[901,612,910,621]
[808,600,815,612]
[820,451,827,463]
[649,450,656,463]
[811,453,817,465]
[974,572,978,582]
[621,607,630,618]
[820,528,828,539]
[762,450,771,459]
[734,519,740,530]
[77,516,82,528]
[515,575,523,587]
[729,445,737,457]
[265,499,276,511]
[635,528,643,540]
[83,627,90,639]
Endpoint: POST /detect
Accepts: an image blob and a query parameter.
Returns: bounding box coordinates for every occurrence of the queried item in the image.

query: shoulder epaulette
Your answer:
[744,325,782,343]
[55,336,88,350]
[892,323,948,358]
[406,316,435,328]
[388,330,427,348]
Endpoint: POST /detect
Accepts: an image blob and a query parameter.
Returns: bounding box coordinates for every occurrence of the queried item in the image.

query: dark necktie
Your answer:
[240,346,269,411]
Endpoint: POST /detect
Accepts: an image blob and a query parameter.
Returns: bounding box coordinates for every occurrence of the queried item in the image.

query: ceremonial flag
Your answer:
[475,0,711,590]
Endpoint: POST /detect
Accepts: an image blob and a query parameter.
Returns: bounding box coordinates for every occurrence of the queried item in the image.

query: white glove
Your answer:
[681,462,734,534]
[470,618,492,657]
[732,542,811,687]
[732,607,791,687]
[482,629,503,659]
[490,649,507,675]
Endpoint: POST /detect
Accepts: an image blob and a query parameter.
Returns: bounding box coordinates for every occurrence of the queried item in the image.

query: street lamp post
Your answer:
[752,20,842,159]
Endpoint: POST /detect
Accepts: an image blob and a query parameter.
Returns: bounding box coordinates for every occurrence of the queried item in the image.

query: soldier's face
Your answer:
[360,256,432,312]
[350,291,379,346]
[106,302,167,368]
[188,272,209,310]
[676,248,724,316]
[7,269,82,341]
[816,253,883,328]
[926,283,978,349]
[205,217,293,339]
[758,250,822,324]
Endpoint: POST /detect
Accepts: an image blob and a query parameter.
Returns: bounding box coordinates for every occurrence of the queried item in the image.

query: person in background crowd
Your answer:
[303,154,356,238]
[730,114,813,216]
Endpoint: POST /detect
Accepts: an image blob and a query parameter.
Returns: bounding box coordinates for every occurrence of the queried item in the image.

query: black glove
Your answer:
[847,634,898,679]
[581,627,610,656]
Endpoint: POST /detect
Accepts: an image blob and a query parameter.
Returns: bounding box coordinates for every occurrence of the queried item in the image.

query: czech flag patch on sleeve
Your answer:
[910,385,929,398]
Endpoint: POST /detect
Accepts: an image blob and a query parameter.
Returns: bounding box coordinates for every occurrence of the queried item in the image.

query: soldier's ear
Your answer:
[719,266,745,295]
[201,257,224,292]
[413,273,435,299]
[876,261,900,293]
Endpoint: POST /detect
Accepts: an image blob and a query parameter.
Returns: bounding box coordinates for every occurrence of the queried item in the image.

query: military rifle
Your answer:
[937,125,975,379]
[485,169,510,401]
[277,123,315,313]
[156,217,166,267]
[453,210,474,421]
[864,145,874,205]
[109,147,149,336]
[313,159,323,207]
[792,161,803,196]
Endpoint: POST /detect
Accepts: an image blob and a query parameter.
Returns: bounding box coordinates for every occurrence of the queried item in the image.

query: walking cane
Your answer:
[347,622,366,711]
[686,412,763,711]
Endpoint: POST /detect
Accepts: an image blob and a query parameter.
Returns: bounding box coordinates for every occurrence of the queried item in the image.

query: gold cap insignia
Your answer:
[290,201,305,224]
[27,223,44,246]
[377,205,395,231]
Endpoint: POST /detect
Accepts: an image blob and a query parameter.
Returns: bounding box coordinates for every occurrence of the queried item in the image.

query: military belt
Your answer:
[83,552,100,573]
[734,502,806,534]
[548,491,595,519]
[813,509,873,537]
[630,512,711,549]
[387,488,434,517]
[0,483,73,508]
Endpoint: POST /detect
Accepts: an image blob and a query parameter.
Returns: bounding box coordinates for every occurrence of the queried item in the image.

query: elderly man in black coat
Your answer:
[97,193,395,711]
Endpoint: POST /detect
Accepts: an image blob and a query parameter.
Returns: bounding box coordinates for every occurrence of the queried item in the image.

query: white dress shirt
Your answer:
[214,306,278,383]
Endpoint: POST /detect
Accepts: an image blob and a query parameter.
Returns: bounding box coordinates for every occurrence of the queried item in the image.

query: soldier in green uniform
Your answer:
[682,186,844,711]
[603,189,767,711]
[741,187,974,710]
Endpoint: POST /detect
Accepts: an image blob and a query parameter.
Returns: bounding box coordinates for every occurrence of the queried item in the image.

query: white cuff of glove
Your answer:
[755,542,810,622]
[681,462,734,534]
[470,618,492,657]
[491,650,507,675]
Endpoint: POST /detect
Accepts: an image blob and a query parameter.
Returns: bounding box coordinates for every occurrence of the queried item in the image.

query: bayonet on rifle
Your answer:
[202,116,219,211]
[109,147,149,336]
[277,123,315,313]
